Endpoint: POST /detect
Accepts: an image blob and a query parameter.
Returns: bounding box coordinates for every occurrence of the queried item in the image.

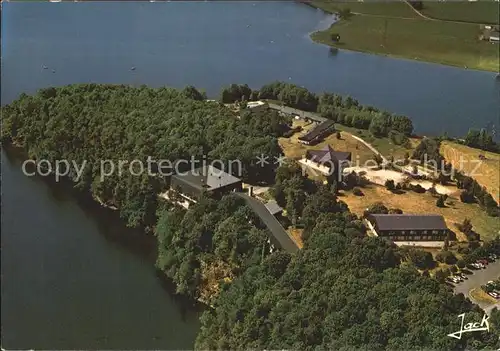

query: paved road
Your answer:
[236,193,299,254]
[454,259,500,314]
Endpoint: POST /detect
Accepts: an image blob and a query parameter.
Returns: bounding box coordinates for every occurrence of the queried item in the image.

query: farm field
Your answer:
[440,141,500,204]
[421,2,500,24]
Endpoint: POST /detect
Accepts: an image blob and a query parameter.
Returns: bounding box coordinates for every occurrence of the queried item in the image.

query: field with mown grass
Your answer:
[309,0,420,18]
[421,2,500,24]
[440,141,500,204]
[308,1,499,72]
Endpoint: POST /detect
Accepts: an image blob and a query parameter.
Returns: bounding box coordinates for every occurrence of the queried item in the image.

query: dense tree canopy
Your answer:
[1,84,287,227]
[196,222,498,350]
[3,83,498,350]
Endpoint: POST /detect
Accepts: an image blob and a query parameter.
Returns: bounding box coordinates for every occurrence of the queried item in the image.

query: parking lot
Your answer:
[453,258,500,313]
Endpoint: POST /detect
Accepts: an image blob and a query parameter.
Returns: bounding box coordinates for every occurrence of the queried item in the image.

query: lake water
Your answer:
[2,1,499,137]
[1,147,201,349]
[1,1,499,348]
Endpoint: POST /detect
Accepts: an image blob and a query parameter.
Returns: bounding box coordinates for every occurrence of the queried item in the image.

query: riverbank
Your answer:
[307,1,499,72]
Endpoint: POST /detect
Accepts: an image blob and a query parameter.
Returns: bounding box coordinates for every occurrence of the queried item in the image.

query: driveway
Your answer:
[454,260,500,313]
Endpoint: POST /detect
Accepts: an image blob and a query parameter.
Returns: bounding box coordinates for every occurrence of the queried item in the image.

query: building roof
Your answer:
[171,165,241,192]
[368,214,448,231]
[265,200,283,215]
[247,101,266,108]
[298,120,335,142]
[236,193,299,253]
[306,145,351,164]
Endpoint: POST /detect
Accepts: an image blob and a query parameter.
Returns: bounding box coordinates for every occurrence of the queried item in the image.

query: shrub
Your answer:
[458,218,473,235]
[408,249,435,270]
[411,184,426,193]
[388,208,403,214]
[436,250,457,265]
[385,179,395,191]
[460,190,475,203]
[353,187,364,196]
[436,195,446,208]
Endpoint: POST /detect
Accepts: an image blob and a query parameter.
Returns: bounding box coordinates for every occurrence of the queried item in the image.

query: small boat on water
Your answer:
[42,65,48,70]
[131,66,136,71]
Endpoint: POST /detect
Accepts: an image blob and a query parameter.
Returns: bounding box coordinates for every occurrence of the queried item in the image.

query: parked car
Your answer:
[490,253,498,260]
[474,262,485,268]
[458,273,468,280]
[488,291,499,299]
[478,259,489,265]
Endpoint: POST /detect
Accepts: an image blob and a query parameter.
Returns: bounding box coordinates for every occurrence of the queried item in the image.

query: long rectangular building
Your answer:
[366,214,448,242]
[298,120,335,145]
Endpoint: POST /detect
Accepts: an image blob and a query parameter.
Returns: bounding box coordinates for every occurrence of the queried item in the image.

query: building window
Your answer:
[401,231,406,234]
[432,230,438,235]
[422,230,428,234]
[410,230,416,235]
[414,236,421,240]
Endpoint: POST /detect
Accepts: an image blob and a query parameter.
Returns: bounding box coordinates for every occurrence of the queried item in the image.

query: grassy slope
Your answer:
[311,14,499,72]
[336,124,419,160]
[278,120,376,162]
[341,185,500,241]
[310,0,420,18]
[440,141,500,203]
[421,2,500,24]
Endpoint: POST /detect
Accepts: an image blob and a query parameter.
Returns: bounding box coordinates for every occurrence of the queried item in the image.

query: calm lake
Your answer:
[1,147,202,349]
[1,1,499,349]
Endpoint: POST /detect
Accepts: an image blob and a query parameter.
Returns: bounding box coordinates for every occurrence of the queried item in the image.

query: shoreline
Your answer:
[303,2,499,73]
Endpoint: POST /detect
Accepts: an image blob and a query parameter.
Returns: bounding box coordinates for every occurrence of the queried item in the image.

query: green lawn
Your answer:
[310,14,499,72]
[421,2,500,24]
[335,124,418,160]
[310,0,420,18]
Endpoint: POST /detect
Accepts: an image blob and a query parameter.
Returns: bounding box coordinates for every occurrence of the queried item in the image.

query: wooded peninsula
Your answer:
[2,82,499,350]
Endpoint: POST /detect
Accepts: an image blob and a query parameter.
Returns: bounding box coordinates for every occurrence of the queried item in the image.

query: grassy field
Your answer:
[335,125,419,160]
[279,120,376,162]
[421,2,500,24]
[310,11,499,72]
[440,141,500,204]
[309,0,420,18]
[340,185,500,241]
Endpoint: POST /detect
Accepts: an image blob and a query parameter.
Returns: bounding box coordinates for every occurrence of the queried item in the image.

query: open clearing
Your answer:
[421,2,499,24]
[440,141,500,204]
[310,13,499,72]
[310,0,420,18]
[340,185,500,241]
[336,125,419,161]
[279,120,375,163]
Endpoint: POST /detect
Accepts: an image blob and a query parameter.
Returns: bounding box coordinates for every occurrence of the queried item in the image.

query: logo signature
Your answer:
[447,313,490,340]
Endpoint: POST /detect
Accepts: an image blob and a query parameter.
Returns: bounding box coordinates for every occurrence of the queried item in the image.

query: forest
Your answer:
[220,81,414,139]
[1,84,286,228]
[2,83,499,349]
[194,161,500,350]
